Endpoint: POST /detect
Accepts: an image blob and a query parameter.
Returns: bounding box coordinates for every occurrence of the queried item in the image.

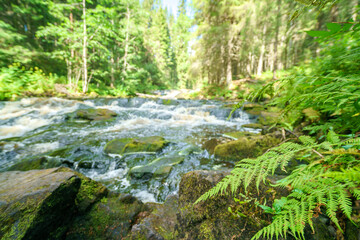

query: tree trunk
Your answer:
[257,24,267,76]
[273,0,281,79]
[226,36,233,86]
[122,6,131,81]
[82,0,88,94]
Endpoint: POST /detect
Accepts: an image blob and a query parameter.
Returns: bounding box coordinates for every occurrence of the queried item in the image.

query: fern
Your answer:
[195,133,360,239]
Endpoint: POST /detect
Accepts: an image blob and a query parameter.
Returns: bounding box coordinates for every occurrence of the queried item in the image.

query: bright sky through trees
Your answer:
[163,0,179,17]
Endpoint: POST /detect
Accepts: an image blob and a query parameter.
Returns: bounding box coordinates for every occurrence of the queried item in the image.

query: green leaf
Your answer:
[306,30,332,37]
[326,23,341,32]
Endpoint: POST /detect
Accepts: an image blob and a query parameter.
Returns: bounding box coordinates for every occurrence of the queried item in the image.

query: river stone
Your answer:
[129,156,185,179]
[127,194,179,239]
[243,103,264,110]
[258,111,281,125]
[242,123,264,129]
[104,136,168,155]
[66,192,147,240]
[214,133,281,160]
[222,131,259,140]
[7,156,61,171]
[0,168,81,240]
[75,108,117,121]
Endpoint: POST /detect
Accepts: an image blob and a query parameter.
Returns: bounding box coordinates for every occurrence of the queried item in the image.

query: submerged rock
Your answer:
[104,136,168,155]
[214,133,281,160]
[129,155,185,179]
[73,108,117,121]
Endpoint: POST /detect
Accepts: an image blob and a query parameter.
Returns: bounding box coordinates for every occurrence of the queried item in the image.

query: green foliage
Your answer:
[196,131,360,239]
[0,63,63,100]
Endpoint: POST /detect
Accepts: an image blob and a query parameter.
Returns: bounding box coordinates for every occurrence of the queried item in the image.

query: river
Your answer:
[0,97,259,202]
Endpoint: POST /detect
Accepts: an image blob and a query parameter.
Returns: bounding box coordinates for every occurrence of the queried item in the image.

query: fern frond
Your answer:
[324,166,360,183]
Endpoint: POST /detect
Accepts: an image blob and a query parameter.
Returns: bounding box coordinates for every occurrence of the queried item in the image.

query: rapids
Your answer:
[0,97,259,202]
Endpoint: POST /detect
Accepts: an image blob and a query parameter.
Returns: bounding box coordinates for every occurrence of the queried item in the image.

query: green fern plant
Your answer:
[195,131,360,239]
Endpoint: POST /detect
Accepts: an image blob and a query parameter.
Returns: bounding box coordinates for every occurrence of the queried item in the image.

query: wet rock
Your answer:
[258,111,281,125]
[129,156,184,179]
[7,156,61,171]
[243,103,264,110]
[0,168,81,239]
[127,195,179,240]
[178,145,202,156]
[74,108,117,121]
[242,123,264,129]
[104,136,168,155]
[222,131,259,140]
[201,138,228,155]
[66,192,147,240]
[214,133,281,160]
[154,165,173,178]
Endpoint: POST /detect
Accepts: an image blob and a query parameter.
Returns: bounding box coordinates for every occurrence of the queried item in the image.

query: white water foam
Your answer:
[133,190,156,203]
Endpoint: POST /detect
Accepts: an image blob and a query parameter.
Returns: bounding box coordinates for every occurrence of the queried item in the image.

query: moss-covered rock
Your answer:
[104,136,168,155]
[222,131,259,140]
[243,103,264,110]
[127,194,179,240]
[176,170,279,240]
[74,108,117,121]
[7,156,61,171]
[0,168,81,240]
[241,123,265,129]
[214,134,281,160]
[66,192,147,240]
[258,111,281,125]
[129,156,185,179]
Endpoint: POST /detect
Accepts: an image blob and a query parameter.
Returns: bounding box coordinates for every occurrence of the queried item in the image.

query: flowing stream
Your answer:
[0,97,259,202]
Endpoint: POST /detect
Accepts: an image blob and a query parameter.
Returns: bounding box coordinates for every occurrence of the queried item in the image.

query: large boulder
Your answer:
[175,170,282,240]
[127,194,179,239]
[0,168,81,239]
[0,167,108,239]
[74,108,117,121]
[214,133,281,160]
[104,136,168,155]
[66,193,147,239]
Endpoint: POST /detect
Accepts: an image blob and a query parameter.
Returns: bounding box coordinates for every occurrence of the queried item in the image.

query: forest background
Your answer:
[0,0,357,100]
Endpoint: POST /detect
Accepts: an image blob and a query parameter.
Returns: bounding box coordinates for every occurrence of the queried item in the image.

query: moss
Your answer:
[222,131,259,140]
[7,157,61,171]
[66,193,147,239]
[75,108,117,121]
[104,136,168,155]
[214,134,281,161]
[241,123,264,129]
[258,111,281,125]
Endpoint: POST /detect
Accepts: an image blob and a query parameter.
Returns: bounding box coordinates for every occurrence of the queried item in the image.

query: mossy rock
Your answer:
[74,108,117,121]
[222,131,259,140]
[258,111,281,126]
[127,195,179,240]
[178,145,202,156]
[66,192,147,240]
[104,136,168,155]
[243,103,264,110]
[214,134,281,160]
[176,170,281,240]
[242,123,264,129]
[0,168,81,240]
[7,156,61,171]
[129,156,184,179]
